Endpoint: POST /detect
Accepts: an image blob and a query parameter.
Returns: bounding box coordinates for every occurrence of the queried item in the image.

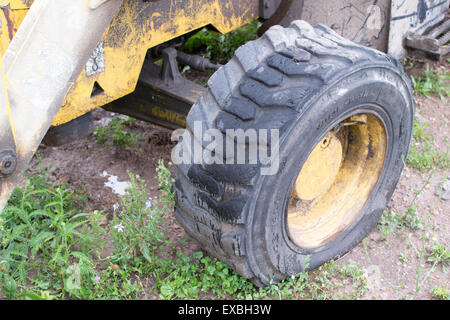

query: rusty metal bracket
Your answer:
[105,58,207,130]
[161,47,184,87]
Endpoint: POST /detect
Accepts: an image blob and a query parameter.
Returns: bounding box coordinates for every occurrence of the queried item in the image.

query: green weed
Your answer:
[377,207,424,236]
[407,120,449,171]
[431,286,449,300]
[426,243,449,271]
[410,64,449,101]
[94,117,142,148]
[0,161,369,300]
[182,20,261,64]
[110,172,166,265]
[0,170,105,299]
[399,253,408,264]
[156,160,174,212]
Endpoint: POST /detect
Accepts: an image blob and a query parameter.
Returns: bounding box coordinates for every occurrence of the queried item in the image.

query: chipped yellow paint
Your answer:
[287,114,387,249]
[0,0,259,126]
[0,0,30,10]
[0,5,28,54]
[151,105,186,127]
[293,132,342,201]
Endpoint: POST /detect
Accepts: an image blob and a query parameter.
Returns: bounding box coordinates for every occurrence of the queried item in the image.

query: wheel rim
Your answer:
[287,112,387,249]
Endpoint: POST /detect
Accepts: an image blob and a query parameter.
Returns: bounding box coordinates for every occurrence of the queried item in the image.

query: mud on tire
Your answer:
[173,20,415,286]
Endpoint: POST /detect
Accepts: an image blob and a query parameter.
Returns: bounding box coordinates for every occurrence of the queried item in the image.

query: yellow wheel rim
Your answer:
[287,113,387,249]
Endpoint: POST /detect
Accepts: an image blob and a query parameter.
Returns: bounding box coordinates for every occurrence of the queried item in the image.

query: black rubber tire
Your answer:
[173,20,415,286]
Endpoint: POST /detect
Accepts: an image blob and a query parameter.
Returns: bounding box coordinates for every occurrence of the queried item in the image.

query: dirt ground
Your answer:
[26,57,449,300]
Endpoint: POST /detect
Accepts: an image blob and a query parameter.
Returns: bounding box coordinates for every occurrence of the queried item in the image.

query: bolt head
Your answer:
[0,151,17,176]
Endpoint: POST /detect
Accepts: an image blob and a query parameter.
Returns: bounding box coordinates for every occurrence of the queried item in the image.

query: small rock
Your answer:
[438,178,450,200]
[99,217,108,226]
[442,190,450,200]
[101,245,114,259]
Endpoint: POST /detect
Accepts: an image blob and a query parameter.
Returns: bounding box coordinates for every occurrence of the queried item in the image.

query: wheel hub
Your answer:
[293,132,342,201]
[287,113,387,249]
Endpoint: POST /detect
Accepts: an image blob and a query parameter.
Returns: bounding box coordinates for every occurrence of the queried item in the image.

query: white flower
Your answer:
[113,223,125,233]
[112,203,119,212]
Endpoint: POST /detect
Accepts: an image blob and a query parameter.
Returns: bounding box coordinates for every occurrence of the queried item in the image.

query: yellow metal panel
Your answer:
[293,132,342,201]
[0,0,259,125]
[0,6,28,52]
[53,0,259,125]
[0,0,31,10]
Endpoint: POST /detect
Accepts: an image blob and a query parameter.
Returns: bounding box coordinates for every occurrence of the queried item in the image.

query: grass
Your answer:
[0,161,370,300]
[426,242,449,272]
[182,20,261,64]
[0,166,105,299]
[377,206,424,237]
[431,286,449,300]
[93,116,142,149]
[410,64,449,101]
[406,120,449,172]
[374,169,449,300]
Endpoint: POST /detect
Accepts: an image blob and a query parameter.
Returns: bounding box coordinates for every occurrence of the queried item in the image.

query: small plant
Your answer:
[407,120,449,171]
[401,57,422,69]
[402,207,424,230]
[378,210,403,235]
[0,171,105,299]
[431,286,449,300]
[157,250,255,299]
[94,117,142,148]
[156,160,174,212]
[399,253,408,263]
[377,206,424,236]
[110,172,166,265]
[182,20,261,64]
[410,64,449,101]
[426,243,449,270]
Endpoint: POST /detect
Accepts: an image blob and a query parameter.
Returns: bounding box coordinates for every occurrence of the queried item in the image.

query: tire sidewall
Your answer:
[247,66,414,282]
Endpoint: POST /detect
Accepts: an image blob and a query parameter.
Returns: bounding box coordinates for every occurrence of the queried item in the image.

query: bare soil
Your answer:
[26,56,449,300]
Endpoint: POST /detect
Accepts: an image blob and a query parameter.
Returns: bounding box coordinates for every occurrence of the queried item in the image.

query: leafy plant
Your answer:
[182,20,261,64]
[402,207,424,230]
[0,160,369,300]
[156,160,174,212]
[377,206,424,236]
[110,172,166,265]
[0,170,105,299]
[431,286,449,300]
[407,120,449,171]
[410,64,449,101]
[94,117,142,148]
[399,253,408,264]
[427,243,449,267]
